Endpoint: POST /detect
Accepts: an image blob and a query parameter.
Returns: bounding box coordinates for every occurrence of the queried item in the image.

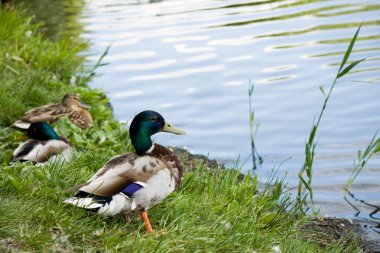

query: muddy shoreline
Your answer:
[173,147,380,252]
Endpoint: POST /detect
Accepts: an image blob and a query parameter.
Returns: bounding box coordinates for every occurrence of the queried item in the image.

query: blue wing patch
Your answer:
[121,182,144,198]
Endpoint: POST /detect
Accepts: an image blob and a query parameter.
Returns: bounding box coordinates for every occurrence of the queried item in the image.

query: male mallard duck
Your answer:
[14,93,93,129]
[64,110,185,232]
[12,122,73,165]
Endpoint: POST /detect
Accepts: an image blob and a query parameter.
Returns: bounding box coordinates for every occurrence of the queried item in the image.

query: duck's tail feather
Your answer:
[64,191,112,210]
[64,191,135,216]
[64,197,104,210]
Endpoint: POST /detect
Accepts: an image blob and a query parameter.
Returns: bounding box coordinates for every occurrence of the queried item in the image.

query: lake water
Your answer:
[21,0,380,226]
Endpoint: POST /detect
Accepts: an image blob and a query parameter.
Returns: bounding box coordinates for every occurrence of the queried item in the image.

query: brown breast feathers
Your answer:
[148,143,183,189]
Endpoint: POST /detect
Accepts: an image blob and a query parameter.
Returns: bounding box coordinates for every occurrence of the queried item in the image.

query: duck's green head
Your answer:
[27,122,59,141]
[129,110,185,155]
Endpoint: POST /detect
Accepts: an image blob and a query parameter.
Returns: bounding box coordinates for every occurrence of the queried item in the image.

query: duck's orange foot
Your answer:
[141,210,153,233]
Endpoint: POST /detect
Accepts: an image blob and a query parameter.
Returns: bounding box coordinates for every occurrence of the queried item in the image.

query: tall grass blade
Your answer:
[247,80,263,173]
[363,131,378,157]
[345,132,380,192]
[337,58,366,78]
[308,125,317,144]
[86,44,111,79]
[338,24,362,75]
[319,85,326,97]
[298,174,313,199]
[297,23,365,211]
[374,139,380,153]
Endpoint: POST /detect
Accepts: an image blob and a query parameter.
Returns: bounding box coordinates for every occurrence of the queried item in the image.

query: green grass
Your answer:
[0,160,360,252]
[0,8,362,252]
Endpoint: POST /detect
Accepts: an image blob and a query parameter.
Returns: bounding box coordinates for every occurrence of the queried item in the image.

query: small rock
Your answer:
[98,136,106,144]
[220,220,232,231]
[93,229,103,237]
[70,75,77,86]
[25,30,33,37]
[272,245,282,253]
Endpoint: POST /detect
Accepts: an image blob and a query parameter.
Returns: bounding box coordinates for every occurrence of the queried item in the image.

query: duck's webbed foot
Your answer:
[141,209,153,233]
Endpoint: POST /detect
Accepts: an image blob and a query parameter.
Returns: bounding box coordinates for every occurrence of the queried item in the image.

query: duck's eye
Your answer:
[151,116,158,122]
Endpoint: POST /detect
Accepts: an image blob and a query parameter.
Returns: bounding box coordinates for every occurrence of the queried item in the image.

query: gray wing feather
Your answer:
[78,154,166,197]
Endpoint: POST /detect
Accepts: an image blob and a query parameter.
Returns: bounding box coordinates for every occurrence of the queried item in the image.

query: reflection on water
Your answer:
[345,190,380,234]
[19,0,380,222]
[14,0,85,39]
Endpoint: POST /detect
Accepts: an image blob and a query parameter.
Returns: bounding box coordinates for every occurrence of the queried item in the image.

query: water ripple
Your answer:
[186,53,218,63]
[115,59,176,71]
[129,64,225,81]
[175,44,215,54]
[224,55,255,62]
[106,51,156,61]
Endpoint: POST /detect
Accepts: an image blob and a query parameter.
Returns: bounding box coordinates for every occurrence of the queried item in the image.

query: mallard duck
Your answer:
[13,93,93,129]
[64,110,185,232]
[12,122,73,165]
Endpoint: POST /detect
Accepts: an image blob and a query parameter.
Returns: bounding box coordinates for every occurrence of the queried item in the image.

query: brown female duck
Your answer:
[14,93,93,129]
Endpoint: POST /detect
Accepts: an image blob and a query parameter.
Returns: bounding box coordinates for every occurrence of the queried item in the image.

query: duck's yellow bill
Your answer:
[163,122,186,135]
